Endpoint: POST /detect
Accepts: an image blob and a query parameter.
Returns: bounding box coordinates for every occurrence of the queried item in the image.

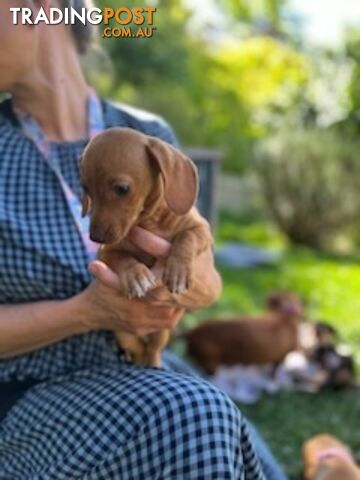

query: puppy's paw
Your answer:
[163,257,192,294]
[118,264,156,299]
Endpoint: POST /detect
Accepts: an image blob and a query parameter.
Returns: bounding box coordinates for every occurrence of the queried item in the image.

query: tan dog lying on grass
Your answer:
[183,292,303,374]
[302,434,360,480]
[81,127,212,367]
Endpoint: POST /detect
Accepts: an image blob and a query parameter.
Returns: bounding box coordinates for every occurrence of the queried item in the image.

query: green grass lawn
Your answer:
[177,210,360,479]
[241,390,360,479]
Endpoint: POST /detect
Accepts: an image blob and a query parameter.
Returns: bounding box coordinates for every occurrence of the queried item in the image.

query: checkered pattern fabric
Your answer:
[0,98,267,479]
[0,366,265,479]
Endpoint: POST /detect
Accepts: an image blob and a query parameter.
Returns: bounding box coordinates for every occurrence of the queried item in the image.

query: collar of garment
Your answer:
[13,88,105,158]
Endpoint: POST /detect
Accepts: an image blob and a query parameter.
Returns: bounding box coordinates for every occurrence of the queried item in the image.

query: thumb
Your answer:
[88,261,120,290]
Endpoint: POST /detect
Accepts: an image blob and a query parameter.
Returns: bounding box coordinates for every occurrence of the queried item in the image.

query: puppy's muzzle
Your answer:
[89,225,108,244]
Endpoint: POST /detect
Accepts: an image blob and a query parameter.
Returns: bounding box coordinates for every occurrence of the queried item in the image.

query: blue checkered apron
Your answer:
[0,98,266,479]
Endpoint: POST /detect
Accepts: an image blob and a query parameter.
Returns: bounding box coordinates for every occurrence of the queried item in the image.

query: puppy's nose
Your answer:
[89,226,106,244]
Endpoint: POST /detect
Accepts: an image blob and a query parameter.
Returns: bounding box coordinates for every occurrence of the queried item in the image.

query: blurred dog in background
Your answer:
[296,321,355,390]
[302,434,360,480]
[182,291,303,374]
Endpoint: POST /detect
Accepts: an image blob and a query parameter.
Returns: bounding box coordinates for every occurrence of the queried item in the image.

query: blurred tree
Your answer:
[198,36,308,171]
[216,0,288,32]
[90,0,307,173]
[346,30,360,113]
[334,30,360,136]
[255,128,360,249]
[212,37,307,110]
[95,0,195,87]
[92,0,209,145]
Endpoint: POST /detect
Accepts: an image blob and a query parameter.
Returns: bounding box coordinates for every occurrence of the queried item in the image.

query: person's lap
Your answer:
[0,361,264,479]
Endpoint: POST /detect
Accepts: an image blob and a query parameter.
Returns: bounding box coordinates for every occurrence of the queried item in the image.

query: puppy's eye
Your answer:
[114,184,130,197]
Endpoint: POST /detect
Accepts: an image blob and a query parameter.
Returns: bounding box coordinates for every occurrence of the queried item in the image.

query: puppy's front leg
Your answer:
[100,248,156,299]
[163,224,212,294]
[115,330,146,365]
[145,329,171,368]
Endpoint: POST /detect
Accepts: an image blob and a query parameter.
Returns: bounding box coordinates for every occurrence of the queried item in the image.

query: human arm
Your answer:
[0,298,88,359]
[0,227,219,360]
[0,278,183,360]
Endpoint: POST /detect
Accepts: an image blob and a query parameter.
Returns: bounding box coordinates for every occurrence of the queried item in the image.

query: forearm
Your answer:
[0,296,89,359]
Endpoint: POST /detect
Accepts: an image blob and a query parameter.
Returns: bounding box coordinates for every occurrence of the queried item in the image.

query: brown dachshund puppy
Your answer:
[302,434,360,480]
[183,292,303,374]
[81,127,212,367]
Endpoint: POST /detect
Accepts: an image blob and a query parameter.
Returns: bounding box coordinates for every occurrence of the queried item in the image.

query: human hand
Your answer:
[79,264,184,336]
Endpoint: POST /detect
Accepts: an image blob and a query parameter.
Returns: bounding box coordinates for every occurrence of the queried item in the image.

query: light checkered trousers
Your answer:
[0,95,279,479]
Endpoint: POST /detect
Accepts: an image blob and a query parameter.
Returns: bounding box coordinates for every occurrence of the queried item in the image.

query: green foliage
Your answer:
[205,36,308,171]
[95,0,193,87]
[213,37,307,109]
[93,0,216,148]
[346,29,360,110]
[91,1,308,173]
[335,30,360,137]
[216,210,284,248]
[216,0,287,31]
[254,129,360,249]
[90,0,360,180]
[181,35,307,172]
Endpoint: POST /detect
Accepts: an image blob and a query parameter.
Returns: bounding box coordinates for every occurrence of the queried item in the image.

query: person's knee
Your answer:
[109,368,243,435]
[151,373,242,431]
[142,373,244,472]
[92,370,248,478]
[83,375,246,479]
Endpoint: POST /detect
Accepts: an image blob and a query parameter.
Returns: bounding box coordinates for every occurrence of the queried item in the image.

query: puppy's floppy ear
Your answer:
[146,137,199,215]
[79,154,91,218]
[81,195,91,218]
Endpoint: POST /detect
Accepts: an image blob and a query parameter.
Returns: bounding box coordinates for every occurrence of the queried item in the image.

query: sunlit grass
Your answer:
[215,252,360,356]
[241,390,360,480]
[188,211,360,362]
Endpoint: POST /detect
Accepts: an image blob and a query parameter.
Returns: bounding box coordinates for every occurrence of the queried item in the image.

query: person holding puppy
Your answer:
[0,1,286,478]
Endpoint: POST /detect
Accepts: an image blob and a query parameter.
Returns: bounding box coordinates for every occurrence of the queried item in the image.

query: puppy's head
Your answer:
[266,291,304,320]
[81,127,198,245]
[315,321,338,346]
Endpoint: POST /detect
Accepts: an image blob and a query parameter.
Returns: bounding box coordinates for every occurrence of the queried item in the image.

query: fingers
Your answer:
[150,306,185,328]
[129,227,171,259]
[88,261,120,291]
[88,260,184,333]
